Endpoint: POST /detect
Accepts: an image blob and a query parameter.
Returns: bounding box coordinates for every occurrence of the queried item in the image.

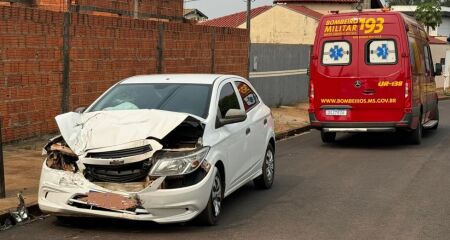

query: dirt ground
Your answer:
[271,102,310,133]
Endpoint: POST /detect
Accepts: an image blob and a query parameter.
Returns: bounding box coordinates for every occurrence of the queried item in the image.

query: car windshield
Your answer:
[89,83,212,118]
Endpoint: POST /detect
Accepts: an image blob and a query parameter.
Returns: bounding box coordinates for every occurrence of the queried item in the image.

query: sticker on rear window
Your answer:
[322,41,351,65]
[368,40,397,64]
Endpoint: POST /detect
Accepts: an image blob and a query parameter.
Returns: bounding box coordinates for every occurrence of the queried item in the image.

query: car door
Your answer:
[215,81,249,190]
[234,80,268,176]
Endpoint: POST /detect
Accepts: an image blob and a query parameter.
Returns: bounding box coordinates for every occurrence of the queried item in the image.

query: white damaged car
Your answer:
[38,74,275,225]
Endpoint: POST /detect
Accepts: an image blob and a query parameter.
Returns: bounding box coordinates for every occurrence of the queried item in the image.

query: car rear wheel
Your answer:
[410,113,423,145]
[254,144,275,189]
[198,169,223,226]
[321,131,336,143]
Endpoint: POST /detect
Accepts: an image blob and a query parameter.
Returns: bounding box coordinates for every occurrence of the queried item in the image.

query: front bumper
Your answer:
[38,163,215,223]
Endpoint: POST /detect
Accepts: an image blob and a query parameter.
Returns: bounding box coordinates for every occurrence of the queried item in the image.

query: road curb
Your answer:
[275,125,312,141]
[439,95,450,101]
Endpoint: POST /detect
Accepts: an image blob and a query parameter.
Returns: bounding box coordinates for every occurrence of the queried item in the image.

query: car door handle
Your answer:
[246,128,251,135]
[264,118,268,125]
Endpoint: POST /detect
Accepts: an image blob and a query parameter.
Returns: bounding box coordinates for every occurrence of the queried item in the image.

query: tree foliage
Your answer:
[415,0,442,33]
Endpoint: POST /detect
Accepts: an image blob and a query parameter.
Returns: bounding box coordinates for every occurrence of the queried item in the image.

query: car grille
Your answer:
[86,145,152,159]
[84,160,152,183]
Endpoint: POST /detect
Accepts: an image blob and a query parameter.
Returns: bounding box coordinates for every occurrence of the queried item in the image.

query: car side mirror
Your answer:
[216,109,247,128]
[74,106,87,113]
[435,63,443,76]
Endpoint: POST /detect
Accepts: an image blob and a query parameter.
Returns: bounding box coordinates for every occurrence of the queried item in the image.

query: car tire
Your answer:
[410,113,423,145]
[254,144,275,189]
[321,131,336,143]
[431,106,439,130]
[198,169,223,226]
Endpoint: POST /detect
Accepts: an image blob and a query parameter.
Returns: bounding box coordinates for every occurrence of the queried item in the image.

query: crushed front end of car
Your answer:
[38,109,215,223]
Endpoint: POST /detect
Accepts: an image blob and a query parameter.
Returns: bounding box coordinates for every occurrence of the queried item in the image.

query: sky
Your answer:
[184,0,274,19]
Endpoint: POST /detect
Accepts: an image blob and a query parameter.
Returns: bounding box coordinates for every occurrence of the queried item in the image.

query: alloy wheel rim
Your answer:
[212,175,222,217]
[265,149,274,183]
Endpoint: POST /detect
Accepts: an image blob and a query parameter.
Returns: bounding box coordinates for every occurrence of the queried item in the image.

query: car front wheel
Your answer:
[198,169,223,225]
[254,144,275,189]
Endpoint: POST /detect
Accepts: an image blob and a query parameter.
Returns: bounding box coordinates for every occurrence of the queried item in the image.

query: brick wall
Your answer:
[0,6,249,142]
[0,7,64,141]
[35,0,184,20]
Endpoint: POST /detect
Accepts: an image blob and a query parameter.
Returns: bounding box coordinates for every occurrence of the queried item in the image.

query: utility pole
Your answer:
[246,0,252,76]
[246,0,251,31]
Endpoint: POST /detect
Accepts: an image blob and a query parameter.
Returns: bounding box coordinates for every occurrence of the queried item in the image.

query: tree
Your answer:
[415,0,442,33]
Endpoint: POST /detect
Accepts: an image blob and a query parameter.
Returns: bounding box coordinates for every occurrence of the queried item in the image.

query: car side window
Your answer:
[218,82,241,118]
[234,81,259,112]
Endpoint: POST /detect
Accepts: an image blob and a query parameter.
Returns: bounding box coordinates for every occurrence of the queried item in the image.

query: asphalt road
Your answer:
[1,101,450,240]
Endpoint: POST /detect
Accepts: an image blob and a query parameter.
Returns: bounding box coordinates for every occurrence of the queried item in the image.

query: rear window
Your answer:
[322,41,351,66]
[366,39,397,64]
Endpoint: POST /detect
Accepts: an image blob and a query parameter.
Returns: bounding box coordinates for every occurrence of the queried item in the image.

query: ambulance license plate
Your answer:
[325,109,347,116]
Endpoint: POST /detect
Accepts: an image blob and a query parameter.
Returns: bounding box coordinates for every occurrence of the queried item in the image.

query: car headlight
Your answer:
[149,147,210,176]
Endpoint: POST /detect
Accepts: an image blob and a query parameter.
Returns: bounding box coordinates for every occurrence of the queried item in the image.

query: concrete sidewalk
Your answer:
[0,103,311,215]
[0,136,50,216]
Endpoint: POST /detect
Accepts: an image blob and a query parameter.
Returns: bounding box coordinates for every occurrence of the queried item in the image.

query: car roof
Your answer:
[120,74,240,85]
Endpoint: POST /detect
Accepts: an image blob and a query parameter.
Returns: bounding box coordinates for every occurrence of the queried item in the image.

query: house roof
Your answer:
[199,6,272,28]
[429,36,448,45]
[199,5,322,28]
[274,0,359,3]
[284,5,323,19]
[183,8,208,18]
[274,0,385,8]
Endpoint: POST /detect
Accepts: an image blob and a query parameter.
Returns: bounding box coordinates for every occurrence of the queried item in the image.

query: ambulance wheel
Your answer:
[431,106,439,130]
[321,131,336,143]
[410,114,423,145]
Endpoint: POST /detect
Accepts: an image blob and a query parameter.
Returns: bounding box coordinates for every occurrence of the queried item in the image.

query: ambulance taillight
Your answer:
[404,81,412,112]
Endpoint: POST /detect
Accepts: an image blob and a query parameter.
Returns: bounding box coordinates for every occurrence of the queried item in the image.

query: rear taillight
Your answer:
[404,81,411,111]
[309,81,315,112]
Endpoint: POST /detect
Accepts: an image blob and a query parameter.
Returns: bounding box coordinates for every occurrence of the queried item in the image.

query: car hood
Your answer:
[55,109,203,155]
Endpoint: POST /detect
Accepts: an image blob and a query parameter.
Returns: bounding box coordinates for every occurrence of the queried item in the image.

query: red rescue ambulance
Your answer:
[308,10,441,144]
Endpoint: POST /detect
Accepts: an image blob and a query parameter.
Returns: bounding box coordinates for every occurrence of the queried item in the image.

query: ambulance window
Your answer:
[322,41,351,66]
[409,38,416,74]
[423,45,433,74]
[367,40,397,64]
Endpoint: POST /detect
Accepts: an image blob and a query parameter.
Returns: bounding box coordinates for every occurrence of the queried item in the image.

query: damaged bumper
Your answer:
[38,163,216,223]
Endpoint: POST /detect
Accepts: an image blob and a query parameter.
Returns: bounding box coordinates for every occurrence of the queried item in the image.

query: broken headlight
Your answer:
[44,137,79,173]
[149,147,210,176]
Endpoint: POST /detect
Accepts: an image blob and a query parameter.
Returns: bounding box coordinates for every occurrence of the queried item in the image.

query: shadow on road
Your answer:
[320,129,440,150]
[48,175,303,234]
